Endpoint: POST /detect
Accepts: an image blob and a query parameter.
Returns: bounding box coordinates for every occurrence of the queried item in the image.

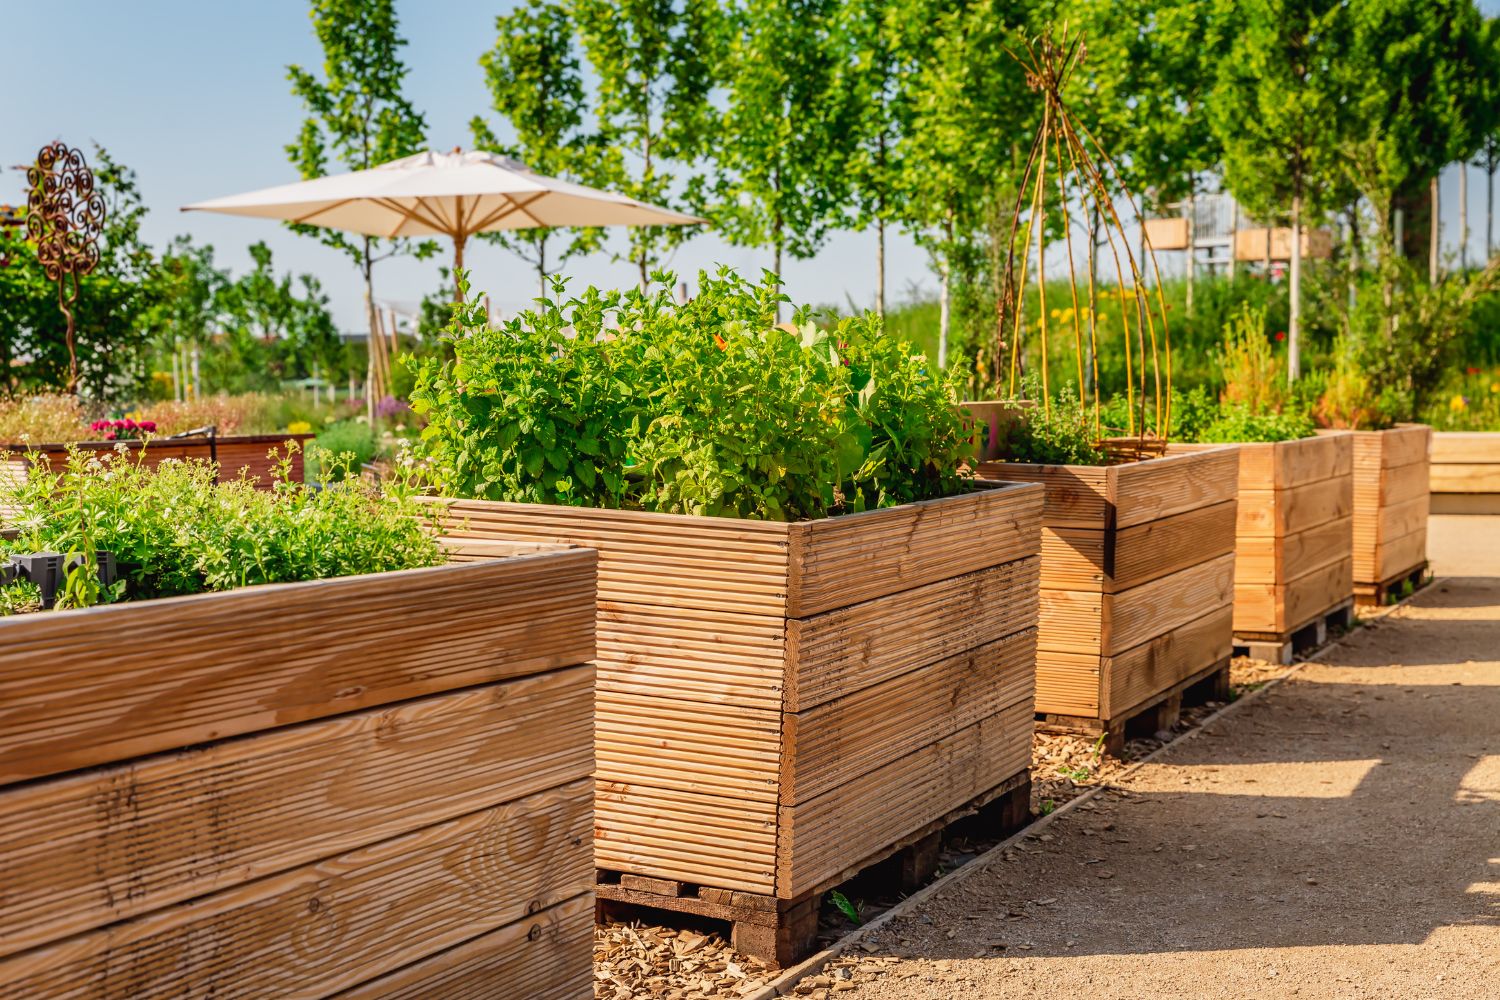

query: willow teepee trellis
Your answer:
[997,29,1173,446]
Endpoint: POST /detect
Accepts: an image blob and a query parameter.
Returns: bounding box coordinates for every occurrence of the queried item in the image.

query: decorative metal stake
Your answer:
[27,142,105,394]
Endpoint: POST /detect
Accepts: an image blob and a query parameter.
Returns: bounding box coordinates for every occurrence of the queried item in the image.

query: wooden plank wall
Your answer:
[979,449,1238,722]
[7,434,314,488]
[1351,425,1431,586]
[1179,434,1354,637]
[435,484,1044,900]
[0,550,597,999]
[1430,432,1500,514]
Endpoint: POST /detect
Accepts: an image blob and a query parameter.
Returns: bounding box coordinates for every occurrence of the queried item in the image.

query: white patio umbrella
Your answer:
[182,148,706,300]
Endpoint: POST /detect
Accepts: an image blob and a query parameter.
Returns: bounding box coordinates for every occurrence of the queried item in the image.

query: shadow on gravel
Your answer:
[842,674,1500,963]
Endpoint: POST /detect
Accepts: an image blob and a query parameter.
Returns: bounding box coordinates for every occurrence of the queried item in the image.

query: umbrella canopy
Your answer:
[182,149,706,298]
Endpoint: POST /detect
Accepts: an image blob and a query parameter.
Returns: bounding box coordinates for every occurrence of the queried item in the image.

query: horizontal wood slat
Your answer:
[0,668,593,961]
[0,782,594,998]
[334,893,593,1000]
[1023,447,1238,726]
[1350,425,1430,587]
[434,488,1042,899]
[777,700,1034,896]
[0,551,596,786]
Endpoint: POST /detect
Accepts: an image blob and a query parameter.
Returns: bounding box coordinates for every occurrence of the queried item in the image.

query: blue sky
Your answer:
[2,0,1497,330]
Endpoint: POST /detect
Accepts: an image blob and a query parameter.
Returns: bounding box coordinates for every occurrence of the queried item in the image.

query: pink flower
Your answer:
[139,420,156,432]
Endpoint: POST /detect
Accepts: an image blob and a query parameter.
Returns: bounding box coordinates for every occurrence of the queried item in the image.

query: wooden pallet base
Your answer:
[1233,599,1355,666]
[1037,657,1232,756]
[595,770,1032,968]
[1354,562,1428,609]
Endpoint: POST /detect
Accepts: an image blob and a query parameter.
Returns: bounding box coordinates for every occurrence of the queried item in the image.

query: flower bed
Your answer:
[1172,433,1354,646]
[1429,431,1500,514]
[977,447,1239,739]
[0,460,598,997]
[1350,424,1431,604]
[3,433,316,490]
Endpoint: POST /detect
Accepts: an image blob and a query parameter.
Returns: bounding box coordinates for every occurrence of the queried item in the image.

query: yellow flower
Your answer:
[1491,383,1500,394]
[1449,394,1467,411]
[287,420,313,435]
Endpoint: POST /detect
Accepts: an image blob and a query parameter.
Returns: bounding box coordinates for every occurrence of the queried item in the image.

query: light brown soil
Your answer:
[811,574,1500,999]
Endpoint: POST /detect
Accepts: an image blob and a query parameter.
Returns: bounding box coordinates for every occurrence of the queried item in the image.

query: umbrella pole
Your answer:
[453,234,467,303]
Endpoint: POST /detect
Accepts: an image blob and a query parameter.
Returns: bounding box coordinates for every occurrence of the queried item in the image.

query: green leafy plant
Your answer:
[999,376,1107,466]
[827,889,862,926]
[411,269,976,521]
[0,444,442,612]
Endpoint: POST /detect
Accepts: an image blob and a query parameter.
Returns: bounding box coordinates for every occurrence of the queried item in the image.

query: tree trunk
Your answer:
[190,342,201,400]
[876,215,886,318]
[1347,208,1359,313]
[938,211,954,370]
[1289,186,1303,382]
[171,345,182,403]
[1429,173,1440,283]
[1184,189,1196,316]
[538,236,549,302]
[1459,161,1469,272]
[1488,162,1495,260]
[363,238,378,425]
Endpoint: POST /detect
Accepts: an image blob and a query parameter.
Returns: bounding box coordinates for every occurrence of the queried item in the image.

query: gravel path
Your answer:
[812,573,1500,1000]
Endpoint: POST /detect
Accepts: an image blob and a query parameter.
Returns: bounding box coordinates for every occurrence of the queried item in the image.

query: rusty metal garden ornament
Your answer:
[27,141,106,393]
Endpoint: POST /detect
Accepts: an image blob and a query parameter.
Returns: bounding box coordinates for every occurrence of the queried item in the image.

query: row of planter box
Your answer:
[2,433,317,491]
[1430,430,1500,515]
[0,424,1445,995]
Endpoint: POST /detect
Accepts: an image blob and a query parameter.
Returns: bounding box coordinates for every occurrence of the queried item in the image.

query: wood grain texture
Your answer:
[1430,431,1500,465]
[974,462,1110,527]
[782,629,1036,805]
[777,700,1033,897]
[1350,425,1431,586]
[786,481,1043,616]
[1103,604,1234,718]
[785,557,1039,711]
[335,893,593,1000]
[0,551,597,786]
[0,781,594,999]
[1025,447,1239,725]
[1430,463,1500,493]
[434,488,1044,900]
[8,435,314,489]
[1173,434,1355,636]
[0,669,594,960]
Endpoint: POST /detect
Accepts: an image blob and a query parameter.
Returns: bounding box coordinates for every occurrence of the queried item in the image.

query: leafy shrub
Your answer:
[0,445,443,612]
[1217,304,1289,414]
[999,377,1107,466]
[411,269,975,521]
[1191,404,1315,443]
[307,419,379,483]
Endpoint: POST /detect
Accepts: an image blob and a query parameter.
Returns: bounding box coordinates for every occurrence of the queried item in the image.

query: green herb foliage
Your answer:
[410,269,975,521]
[0,444,442,612]
[1000,376,1107,466]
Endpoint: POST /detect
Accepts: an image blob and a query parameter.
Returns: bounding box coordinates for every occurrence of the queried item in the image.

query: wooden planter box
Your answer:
[1172,434,1355,661]
[0,545,597,999]
[976,448,1239,742]
[1349,424,1431,605]
[433,483,1043,963]
[1430,431,1500,515]
[2,433,315,490]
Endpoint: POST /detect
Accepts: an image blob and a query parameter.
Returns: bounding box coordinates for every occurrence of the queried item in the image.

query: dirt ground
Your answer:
[810,571,1500,999]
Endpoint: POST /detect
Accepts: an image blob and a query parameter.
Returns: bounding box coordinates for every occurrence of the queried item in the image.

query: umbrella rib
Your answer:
[370,197,450,238]
[292,198,357,225]
[469,192,547,233]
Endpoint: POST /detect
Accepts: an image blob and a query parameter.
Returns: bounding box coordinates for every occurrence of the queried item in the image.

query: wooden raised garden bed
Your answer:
[0,543,597,999]
[433,482,1044,965]
[1349,424,1431,606]
[1173,434,1355,664]
[2,433,315,490]
[1429,431,1500,515]
[976,447,1239,749]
